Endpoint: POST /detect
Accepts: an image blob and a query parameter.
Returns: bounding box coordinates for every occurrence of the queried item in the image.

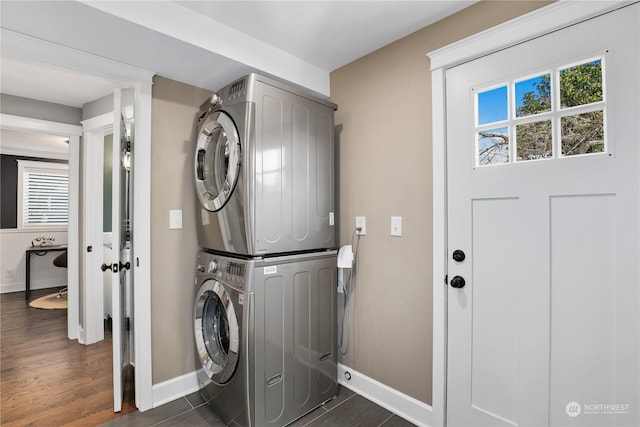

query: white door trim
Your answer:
[80,115,110,345]
[427,1,631,425]
[2,29,155,412]
[0,113,82,341]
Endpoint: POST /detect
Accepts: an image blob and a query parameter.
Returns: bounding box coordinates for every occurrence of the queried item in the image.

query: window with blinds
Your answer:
[17,160,69,228]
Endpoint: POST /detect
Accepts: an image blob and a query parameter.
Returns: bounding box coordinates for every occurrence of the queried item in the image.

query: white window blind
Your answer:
[17,160,69,228]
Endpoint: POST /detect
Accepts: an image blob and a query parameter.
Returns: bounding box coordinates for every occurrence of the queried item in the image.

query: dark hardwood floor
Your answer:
[1,288,136,426]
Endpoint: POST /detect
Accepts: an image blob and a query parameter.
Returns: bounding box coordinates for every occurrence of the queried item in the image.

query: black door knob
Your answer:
[452,250,466,262]
[450,276,466,288]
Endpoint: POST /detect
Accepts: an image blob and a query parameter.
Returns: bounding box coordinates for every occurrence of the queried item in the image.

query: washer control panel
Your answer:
[220,260,246,286]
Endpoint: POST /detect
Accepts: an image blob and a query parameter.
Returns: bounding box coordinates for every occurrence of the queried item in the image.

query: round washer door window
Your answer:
[194,279,239,384]
[194,110,241,212]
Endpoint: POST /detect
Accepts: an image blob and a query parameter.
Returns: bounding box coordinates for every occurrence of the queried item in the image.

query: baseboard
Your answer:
[1,281,67,294]
[151,365,433,425]
[152,370,201,408]
[338,363,432,427]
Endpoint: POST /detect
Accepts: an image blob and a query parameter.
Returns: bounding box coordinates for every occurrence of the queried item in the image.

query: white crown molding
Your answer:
[1,114,82,137]
[428,1,633,70]
[81,112,113,132]
[0,147,68,160]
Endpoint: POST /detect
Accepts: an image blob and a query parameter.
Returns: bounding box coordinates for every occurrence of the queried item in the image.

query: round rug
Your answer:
[29,291,68,310]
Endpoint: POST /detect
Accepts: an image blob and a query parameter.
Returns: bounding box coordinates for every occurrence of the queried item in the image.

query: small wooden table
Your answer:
[25,245,67,300]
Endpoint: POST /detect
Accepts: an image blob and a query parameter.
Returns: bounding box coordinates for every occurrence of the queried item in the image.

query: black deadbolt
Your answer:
[450,276,466,289]
[452,249,466,262]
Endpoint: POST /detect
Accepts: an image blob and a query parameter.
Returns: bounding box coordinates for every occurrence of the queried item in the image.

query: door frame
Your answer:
[2,29,155,411]
[427,2,632,425]
[0,113,82,341]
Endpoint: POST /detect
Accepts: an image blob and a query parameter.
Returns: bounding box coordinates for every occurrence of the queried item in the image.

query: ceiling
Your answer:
[0,0,475,108]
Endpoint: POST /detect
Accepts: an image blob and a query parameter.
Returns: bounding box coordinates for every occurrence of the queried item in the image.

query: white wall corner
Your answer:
[151,370,201,410]
[337,363,432,427]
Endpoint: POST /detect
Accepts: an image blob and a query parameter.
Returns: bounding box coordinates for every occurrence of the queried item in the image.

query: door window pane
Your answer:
[560,60,603,108]
[561,110,604,156]
[477,86,508,125]
[473,56,606,167]
[478,127,509,166]
[515,74,551,117]
[516,120,552,161]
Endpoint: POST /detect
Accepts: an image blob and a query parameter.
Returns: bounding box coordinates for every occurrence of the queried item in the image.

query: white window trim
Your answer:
[17,159,69,230]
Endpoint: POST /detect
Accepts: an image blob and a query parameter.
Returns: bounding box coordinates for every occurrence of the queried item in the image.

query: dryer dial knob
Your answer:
[208,260,218,274]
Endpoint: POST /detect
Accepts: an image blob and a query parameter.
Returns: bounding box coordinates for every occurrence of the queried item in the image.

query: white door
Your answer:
[446,5,638,426]
[111,88,133,412]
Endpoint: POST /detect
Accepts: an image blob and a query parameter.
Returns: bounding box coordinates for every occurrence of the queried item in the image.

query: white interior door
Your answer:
[446,5,638,426]
[111,88,132,412]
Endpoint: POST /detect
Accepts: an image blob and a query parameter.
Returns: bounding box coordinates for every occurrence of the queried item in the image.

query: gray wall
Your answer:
[1,94,82,124]
[82,93,113,120]
[329,0,551,405]
[150,76,211,384]
[81,91,136,120]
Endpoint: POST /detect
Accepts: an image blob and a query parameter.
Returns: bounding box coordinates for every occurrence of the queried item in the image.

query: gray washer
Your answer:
[194,250,338,426]
[194,73,338,256]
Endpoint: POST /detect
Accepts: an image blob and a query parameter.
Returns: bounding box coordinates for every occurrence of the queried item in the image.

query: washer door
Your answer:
[194,110,241,212]
[194,279,240,384]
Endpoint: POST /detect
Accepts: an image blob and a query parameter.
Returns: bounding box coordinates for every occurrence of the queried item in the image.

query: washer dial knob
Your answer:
[208,260,218,274]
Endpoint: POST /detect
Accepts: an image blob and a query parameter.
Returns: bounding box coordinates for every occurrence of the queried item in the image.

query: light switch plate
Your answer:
[169,210,183,229]
[391,216,402,237]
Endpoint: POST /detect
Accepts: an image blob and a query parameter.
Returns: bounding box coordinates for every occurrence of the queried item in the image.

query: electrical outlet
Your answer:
[5,269,15,279]
[355,216,366,235]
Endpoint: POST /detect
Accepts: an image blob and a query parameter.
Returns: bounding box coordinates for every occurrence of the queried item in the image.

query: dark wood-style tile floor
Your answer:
[1,288,136,426]
[2,288,417,426]
[100,386,417,427]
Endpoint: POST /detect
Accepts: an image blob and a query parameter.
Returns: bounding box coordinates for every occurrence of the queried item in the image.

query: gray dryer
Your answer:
[194,74,338,256]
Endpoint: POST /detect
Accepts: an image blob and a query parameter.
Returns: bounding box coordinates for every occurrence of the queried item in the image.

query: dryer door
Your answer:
[194,279,240,384]
[195,111,241,212]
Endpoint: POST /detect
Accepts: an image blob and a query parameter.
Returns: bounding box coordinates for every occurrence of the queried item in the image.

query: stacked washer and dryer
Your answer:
[192,74,339,427]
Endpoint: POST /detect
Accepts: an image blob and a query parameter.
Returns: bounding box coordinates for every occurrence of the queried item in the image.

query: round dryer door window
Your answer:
[194,279,240,384]
[195,111,241,212]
